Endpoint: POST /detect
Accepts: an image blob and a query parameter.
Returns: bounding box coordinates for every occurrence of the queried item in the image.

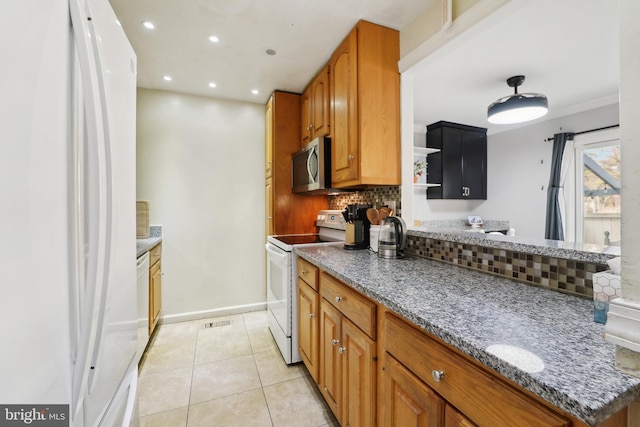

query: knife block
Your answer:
[345,220,368,249]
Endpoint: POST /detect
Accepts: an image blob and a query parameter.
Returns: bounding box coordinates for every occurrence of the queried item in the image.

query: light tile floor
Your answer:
[133,310,337,427]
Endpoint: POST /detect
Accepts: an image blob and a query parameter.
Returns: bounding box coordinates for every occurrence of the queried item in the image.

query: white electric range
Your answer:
[265,210,346,364]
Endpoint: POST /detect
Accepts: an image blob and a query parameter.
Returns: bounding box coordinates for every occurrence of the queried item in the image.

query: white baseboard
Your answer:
[160,302,267,325]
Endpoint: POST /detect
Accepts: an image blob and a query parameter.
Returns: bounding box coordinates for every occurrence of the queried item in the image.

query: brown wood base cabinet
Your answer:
[149,243,162,336]
[381,312,569,427]
[382,353,444,427]
[298,266,630,427]
[318,272,377,427]
[297,258,320,383]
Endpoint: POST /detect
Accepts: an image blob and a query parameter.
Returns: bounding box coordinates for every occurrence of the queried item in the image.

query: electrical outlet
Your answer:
[384,200,397,214]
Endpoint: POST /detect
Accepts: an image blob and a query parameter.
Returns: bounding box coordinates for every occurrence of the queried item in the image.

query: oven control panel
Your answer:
[316,210,346,230]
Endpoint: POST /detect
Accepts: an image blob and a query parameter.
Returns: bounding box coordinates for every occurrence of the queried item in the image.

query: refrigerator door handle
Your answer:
[68,0,113,412]
[84,1,115,396]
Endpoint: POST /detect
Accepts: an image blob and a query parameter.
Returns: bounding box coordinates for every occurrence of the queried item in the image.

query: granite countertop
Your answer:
[294,246,640,426]
[136,237,161,258]
[417,219,511,234]
[409,228,620,264]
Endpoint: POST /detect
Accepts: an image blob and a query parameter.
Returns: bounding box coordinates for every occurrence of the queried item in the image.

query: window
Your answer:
[571,128,620,245]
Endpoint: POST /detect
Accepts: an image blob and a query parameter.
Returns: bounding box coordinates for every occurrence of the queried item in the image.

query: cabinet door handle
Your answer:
[338,347,346,354]
[309,313,315,318]
[335,296,343,303]
[301,269,307,275]
[347,154,354,161]
[432,370,445,382]
[332,339,340,346]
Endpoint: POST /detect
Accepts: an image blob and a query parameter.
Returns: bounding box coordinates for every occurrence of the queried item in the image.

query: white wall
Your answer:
[620,0,640,304]
[136,88,266,321]
[413,104,619,239]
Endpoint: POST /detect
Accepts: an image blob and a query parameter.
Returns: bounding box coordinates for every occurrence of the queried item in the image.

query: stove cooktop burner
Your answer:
[273,234,332,245]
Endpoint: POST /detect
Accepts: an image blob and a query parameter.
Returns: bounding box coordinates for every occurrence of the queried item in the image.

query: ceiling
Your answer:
[410,0,619,134]
[109,0,619,135]
[108,0,432,104]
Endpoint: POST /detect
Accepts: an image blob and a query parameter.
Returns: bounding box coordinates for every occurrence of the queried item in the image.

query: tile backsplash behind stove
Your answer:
[328,186,401,213]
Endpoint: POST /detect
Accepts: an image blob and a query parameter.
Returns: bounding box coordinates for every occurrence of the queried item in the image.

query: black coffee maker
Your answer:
[342,204,371,250]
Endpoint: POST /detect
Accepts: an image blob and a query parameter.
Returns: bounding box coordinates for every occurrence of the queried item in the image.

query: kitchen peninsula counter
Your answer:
[409,228,619,264]
[294,245,640,426]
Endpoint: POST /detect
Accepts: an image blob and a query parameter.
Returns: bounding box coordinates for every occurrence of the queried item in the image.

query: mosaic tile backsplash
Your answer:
[328,186,401,212]
[406,235,608,299]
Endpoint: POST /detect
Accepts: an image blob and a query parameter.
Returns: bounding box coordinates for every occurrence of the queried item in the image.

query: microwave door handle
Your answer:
[306,147,314,182]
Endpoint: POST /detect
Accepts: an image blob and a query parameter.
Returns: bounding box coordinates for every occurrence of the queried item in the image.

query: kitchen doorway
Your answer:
[571,128,621,246]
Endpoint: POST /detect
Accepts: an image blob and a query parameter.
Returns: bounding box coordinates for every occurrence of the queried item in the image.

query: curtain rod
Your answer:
[544,124,619,142]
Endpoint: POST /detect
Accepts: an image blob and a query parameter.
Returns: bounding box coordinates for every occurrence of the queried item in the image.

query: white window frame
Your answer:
[572,127,620,244]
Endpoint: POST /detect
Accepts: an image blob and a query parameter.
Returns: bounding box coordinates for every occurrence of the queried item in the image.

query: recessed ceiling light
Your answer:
[142,20,155,30]
[251,89,259,95]
[208,82,217,88]
[208,35,220,43]
[163,75,172,81]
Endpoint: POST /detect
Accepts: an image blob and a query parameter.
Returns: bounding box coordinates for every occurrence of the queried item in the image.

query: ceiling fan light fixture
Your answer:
[487,75,548,124]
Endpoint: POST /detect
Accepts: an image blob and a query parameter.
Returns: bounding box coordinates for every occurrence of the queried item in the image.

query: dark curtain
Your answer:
[544,132,574,240]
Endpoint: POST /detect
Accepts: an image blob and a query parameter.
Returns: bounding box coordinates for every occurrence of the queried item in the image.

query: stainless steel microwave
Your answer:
[291,136,335,194]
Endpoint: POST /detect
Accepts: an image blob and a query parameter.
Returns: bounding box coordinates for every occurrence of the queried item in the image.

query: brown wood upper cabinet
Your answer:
[264,91,328,236]
[301,64,330,147]
[265,96,273,178]
[329,20,400,189]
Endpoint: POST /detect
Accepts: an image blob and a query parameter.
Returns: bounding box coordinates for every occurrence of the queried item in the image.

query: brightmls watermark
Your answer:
[0,405,68,426]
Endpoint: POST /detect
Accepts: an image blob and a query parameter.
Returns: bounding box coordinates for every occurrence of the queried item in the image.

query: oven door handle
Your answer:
[265,243,288,261]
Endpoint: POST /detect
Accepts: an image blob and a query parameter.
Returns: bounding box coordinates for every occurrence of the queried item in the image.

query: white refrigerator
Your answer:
[0,0,138,426]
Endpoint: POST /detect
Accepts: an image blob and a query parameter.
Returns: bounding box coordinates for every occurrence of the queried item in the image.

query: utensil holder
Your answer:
[369,225,380,252]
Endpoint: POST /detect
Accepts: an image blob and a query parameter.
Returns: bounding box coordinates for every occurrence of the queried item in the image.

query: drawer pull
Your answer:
[432,370,445,382]
[332,339,340,346]
[301,269,307,275]
[154,252,160,256]
[309,313,315,318]
[335,296,343,303]
[338,347,346,354]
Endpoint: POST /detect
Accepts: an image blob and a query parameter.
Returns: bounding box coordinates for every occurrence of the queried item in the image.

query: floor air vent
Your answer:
[204,320,232,329]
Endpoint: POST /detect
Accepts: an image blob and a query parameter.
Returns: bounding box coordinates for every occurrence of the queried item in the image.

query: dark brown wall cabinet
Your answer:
[426,121,487,200]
